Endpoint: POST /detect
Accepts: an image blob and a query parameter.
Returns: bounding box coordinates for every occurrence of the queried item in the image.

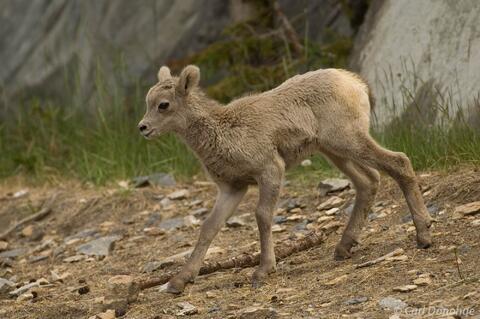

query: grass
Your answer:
[1,9,479,185]
[1,69,478,186]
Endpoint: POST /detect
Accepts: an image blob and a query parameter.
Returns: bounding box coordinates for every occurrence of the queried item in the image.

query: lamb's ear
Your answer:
[157,66,171,82]
[177,65,200,95]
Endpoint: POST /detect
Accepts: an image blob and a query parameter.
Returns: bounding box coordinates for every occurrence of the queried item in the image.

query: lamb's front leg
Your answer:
[167,184,247,294]
[252,159,284,288]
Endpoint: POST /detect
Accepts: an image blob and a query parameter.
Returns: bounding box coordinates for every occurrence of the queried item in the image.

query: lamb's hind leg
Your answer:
[252,156,285,288]
[322,151,380,260]
[167,183,247,294]
[325,135,432,248]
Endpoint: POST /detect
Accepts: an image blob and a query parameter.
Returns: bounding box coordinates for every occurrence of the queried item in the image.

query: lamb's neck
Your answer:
[179,95,224,159]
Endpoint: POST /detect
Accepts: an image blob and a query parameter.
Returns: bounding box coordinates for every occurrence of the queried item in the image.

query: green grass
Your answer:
[1,11,478,185]
[1,78,477,185]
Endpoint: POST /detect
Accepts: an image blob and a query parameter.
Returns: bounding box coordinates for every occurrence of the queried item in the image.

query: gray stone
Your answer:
[226,216,245,228]
[76,235,121,256]
[191,207,209,217]
[239,306,278,319]
[293,220,309,231]
[144,212,161,227]
[318,178,350,196]
[176,301,198,316]
[345,296,368,305]
[64,229,98,243]
[401,214,412,223]
[0,248,27,259]
[273,216,287,224]
[279,198,302,212]
[427,204,440,216]
[378,297,408,311]
[0,278,15,294]
[168,189,190,200]
[158,217,184,230]
[132,173,176,188]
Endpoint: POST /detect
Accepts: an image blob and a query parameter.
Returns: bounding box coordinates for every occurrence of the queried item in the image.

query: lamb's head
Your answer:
[138,65,200,139]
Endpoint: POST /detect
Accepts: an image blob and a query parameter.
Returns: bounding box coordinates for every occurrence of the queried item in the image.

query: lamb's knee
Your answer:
[388,152,416,184]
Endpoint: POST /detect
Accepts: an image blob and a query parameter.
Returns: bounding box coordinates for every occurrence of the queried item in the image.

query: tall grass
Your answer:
[0,72,199,184]
[1,20,478,185]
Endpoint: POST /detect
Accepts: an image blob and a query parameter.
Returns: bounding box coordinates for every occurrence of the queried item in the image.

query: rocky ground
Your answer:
[0,168,479,319]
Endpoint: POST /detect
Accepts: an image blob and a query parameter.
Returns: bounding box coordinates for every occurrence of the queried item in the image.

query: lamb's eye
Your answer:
[158,102,169,111]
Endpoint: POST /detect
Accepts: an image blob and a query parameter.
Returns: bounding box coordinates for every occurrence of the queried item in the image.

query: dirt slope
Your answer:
[0,168,479,319]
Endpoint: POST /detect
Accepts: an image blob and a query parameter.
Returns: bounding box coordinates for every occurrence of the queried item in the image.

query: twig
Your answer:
[454,247,464,280]
[273,1,303,56]
[355,248,405,269]
[0,194,58,240]
[139,231,325,290]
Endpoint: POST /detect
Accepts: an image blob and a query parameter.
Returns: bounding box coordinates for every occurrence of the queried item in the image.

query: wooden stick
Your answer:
[0,194,57,240]
[355,248,405,269]
[140,231,325,290]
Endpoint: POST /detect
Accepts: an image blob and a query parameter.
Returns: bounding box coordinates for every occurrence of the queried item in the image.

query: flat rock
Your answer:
[76,235,121,256]
[345,296,368,305]
[158,217,184,230]
[132,173,176,188]
[378,297,407,311]
[191,207,209,217]
[64,229,98,243]
[176,301,198,316]
[168,189,190,200]
[96,310,116,319]
[324,207,340,216]
[0,278,16,294]
[413,277,432,286]
[393,284,417,292]
[183,215,201,227]
[318,178,350,196]
[454,201,480,216]
[321,221,343,231]
[0,241,9,252]
[0,248,27,258]
[471,219,480,226]
[273,215,287,224]
[279,198,303,212]
[17,292,35,302]
[239,306,277,319]
[317,196,344,210]
[272,225,286,233]
[226,216,245,228]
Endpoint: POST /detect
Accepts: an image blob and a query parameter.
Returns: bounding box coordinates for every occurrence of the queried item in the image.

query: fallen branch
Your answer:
[140,231,325,290]
[355,248,404,269]
[0,194,58,240]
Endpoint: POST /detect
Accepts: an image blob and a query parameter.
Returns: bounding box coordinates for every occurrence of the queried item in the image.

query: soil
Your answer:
[0,168,479,319]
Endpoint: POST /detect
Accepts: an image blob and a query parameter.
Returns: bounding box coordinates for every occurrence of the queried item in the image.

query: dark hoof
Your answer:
[166,277,186,295]
[417,232,432,249]
[334,244,352,260]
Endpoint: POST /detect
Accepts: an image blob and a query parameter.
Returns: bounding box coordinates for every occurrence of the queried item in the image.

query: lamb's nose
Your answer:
[138,123,149,132]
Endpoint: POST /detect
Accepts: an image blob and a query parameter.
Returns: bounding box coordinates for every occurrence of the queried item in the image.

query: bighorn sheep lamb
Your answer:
[138,65,432,294]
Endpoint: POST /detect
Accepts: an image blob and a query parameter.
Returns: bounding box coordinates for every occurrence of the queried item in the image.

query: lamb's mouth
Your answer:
[143,129,155,139]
